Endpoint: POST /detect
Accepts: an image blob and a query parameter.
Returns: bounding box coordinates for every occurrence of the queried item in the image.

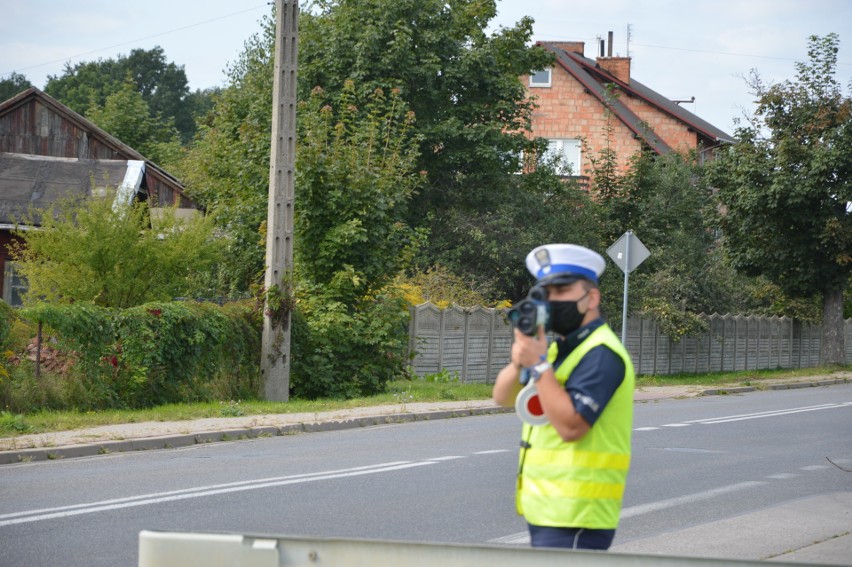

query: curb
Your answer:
[0,405,513,465]
[698,377,850,396]
[2,377,848,466]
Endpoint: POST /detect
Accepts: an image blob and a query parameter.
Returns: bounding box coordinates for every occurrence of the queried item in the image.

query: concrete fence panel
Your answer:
[408,304,850,383]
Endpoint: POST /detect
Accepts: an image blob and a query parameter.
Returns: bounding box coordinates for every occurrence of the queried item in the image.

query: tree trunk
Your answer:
[820,287,846,365]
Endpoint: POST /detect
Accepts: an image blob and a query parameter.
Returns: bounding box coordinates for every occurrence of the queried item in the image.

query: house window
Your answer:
[3,262,27,307]
[546,139,582,175]
[529,68,552,87]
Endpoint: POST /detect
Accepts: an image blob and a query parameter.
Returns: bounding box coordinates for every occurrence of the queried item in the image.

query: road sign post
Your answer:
[606,231,651,344]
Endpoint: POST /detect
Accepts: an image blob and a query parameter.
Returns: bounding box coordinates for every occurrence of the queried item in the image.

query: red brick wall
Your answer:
[525,65,701,176]
[597,57,631,83]
[619,92,699,151]
[527,67,643,177]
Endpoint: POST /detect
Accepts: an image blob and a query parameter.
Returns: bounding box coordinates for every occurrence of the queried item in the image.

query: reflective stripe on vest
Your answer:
[516,323,634,529]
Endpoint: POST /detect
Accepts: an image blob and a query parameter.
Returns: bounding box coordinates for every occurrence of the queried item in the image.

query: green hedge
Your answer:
[16,301,261,409]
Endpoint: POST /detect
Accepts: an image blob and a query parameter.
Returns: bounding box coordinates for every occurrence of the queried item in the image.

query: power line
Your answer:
[2,4,268,77]
[636,42,851,66]
[532,35,851,67]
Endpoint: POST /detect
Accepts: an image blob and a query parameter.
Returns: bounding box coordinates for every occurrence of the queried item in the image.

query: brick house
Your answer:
[526,39,734,181]
[0,87,198,305]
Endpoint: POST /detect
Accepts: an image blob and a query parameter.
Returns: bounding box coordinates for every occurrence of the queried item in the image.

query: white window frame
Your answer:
[529,68,552,88]
[545,139,582,176]
[3,261,27,307]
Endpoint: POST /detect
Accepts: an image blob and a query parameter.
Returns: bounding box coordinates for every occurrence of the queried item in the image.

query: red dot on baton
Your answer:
[527,394,544,416]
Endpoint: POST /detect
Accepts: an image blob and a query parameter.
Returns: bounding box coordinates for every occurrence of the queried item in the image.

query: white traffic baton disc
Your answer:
[515,382,549,426]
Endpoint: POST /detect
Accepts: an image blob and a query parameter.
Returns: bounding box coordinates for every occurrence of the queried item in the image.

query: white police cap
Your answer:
[525,243,605,285]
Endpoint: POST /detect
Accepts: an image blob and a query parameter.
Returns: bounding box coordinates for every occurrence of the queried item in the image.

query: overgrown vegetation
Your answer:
[10,194,221,309]
[0,301,261,412]
[709,33,852,364]
[290,83,422,399]
[3,8,848,407]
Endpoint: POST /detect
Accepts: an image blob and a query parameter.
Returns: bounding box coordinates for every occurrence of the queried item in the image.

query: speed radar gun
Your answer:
[507,285,549,337]
[508,286,550,426]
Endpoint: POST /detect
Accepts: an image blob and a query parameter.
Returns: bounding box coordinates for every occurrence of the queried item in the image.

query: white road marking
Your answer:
[490,481,768,545]
[489,531,529,545]
[620,481,766,519]
[1,449,515,527]
[493,399,852,545]
[634,401,851,430]
[689,403,848,425]
[0,460,436,527]
[490,461,843,545]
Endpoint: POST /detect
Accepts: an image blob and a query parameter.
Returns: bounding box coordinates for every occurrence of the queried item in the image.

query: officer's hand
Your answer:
[512,326,548,368]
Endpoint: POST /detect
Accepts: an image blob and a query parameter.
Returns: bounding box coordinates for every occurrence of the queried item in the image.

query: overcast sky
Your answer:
[1,0,850,136]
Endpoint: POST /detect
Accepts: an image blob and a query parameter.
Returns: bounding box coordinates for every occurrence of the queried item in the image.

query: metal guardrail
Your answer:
[138,530,809,567]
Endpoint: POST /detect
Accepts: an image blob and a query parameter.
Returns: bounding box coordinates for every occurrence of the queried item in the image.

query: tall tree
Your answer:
[290,82,423,399]
[175,16,277,295]
[44,47,198,142]
[710,34,851,364]
[0,71,32,101]
[299,0,556,295]
[181,2,561,299]
[86,78,183,166]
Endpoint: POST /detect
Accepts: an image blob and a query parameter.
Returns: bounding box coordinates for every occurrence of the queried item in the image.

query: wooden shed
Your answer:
[0,87,199,305]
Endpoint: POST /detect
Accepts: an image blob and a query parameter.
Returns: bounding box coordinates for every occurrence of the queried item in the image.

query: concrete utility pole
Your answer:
[262,0,299,401]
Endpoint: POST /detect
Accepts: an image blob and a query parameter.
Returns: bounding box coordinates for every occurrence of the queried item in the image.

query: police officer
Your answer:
[493,243,635,550]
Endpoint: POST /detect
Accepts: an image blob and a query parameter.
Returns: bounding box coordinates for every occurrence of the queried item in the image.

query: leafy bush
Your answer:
[0,299,14,347]
[286,83,421,400]
[5,301,261,411]
[10,194,221,308]
[290,287,411,400]
[395,265,511,309]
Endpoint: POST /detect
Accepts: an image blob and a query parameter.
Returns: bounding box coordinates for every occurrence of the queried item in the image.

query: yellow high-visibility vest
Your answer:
[516,323,634,529]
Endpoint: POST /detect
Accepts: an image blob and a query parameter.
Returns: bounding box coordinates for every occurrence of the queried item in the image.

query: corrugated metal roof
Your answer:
[0,152,132,225]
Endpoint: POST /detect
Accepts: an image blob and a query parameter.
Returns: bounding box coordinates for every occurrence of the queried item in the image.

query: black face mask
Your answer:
[549,292,588,336]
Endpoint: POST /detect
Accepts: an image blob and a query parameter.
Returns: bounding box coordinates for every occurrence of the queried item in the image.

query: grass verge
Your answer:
[1,366,847,437]
[633,365,848,388]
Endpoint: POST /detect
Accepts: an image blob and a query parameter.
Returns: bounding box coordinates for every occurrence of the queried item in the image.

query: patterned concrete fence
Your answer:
[408,303,852,383]
[408,303,513,383]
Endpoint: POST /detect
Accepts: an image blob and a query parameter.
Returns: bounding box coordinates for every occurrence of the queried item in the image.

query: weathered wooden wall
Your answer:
[0,89,194,209]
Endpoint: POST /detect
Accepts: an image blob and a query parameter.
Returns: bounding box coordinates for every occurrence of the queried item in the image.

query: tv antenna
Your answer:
[626,24,633,57]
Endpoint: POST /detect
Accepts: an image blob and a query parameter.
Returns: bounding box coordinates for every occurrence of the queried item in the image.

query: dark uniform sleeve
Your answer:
[564,345,625,426]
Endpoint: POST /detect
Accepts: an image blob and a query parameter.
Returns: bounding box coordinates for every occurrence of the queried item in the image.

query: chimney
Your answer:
[596,31,631,83]
[550,41,585,56]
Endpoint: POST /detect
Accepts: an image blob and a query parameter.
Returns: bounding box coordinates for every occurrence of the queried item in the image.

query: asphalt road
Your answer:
[1,384,851,566]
